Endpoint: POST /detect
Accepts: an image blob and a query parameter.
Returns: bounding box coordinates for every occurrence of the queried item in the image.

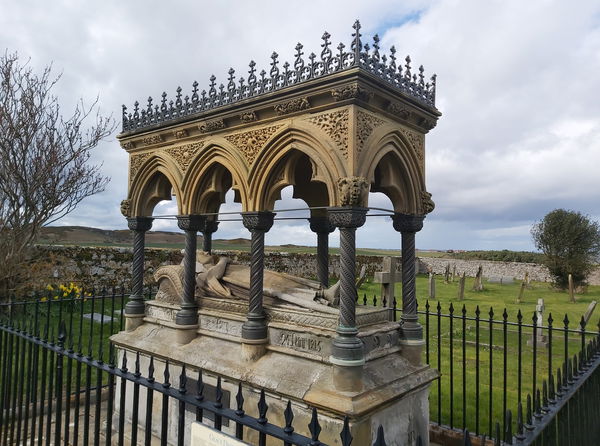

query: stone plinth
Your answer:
[111,297,437,445]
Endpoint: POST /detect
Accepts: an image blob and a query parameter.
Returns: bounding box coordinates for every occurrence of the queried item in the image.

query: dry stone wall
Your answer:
[28,245,600,292]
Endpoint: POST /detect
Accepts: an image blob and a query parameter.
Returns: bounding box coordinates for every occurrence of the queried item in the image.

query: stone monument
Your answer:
[374,256,400,307]
[528,298,548,348]
[112,21,441,445]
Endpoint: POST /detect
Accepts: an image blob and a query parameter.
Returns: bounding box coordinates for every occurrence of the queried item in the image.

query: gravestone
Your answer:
[457,272,466,300]
[373,256,399,308]
[451,264,457,282]
[428,272,436,300]
[568,273,576,302]
[528,298,548,347]
[583,301,597,326]
[444,264,451,284]
[487,276,514,285]
[517,281,526,303]
[83,313,114,323]
[472,265,483,291]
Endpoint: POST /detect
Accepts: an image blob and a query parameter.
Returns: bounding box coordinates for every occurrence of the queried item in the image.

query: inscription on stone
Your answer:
[201,315,242,337]
[191,422,249,446]
[279,332,322,353]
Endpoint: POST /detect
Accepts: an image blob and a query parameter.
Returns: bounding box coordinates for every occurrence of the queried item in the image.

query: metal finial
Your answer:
[257,389,268,424]
[418,65,425,87]
[191,81,199,102]
[161,92,167,111]
[235,382,244,414]
[294,43,305,70]
[351,20,362,55]
[308,407,321,442]
[405,55,412,79]
[284,401,294,434]
[340,416,353,446]
[270,51,280,79]
[372,34,380,62]
[321,31,332,62]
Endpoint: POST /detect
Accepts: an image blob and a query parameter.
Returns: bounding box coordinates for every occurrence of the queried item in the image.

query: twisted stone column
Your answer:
[328,207,367,366]
[201,219,219,253]
[241,212,275,344]
[125,217,153,316]
[176,215,205,326]
[392,213,425,342]
[308,216,335,288]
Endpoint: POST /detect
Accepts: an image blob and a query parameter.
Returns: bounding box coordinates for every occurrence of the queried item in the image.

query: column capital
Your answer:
[242,211,275,232]
[308,216,335,234]
[177,214,205,232]
[391,213,425,233]
[202,219,220,234]
[328,207,368,229]
[127,216,153,232]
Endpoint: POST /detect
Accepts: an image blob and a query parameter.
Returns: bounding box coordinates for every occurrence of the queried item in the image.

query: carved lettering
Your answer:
[278,333,322,352]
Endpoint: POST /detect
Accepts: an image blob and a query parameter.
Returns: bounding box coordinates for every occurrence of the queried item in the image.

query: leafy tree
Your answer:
[531,209,600,289]
[0,51,115,297]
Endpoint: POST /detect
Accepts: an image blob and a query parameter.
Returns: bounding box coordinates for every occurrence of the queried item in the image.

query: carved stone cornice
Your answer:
[242,211,275,232]
[356,110,385,153]
[127,216,153,232]
[306,109,349,159]
[199,119,225,133]
[338,176,370,207]
[273,97,310,116]
[391,213,424,233]
[386,101,411,120]
[173,129,188,139]
[176,214,206,232]
[121,141,135,150]
[142,135,163,146]
[224,124,283,165]
[328,207,368,229]
[239,111,257,123]
[331,84,373,102]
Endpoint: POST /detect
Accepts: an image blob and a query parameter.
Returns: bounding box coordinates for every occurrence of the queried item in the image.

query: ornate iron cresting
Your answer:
[241,212,275,342]
[125,217,153,315]
[308,216,335,288]
[176,215,205,326]
[328,207,368,365]
[121,20,437,132]
[392,213,424,341]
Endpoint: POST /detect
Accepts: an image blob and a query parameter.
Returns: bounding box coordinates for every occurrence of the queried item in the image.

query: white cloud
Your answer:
[3,0,600,250]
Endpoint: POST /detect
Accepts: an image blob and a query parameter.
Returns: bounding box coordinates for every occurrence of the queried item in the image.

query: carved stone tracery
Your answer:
[224,125,283,165]
[164,141,205,173]
[356,110,385,153]
[129,152,151,180]
[399,127,425,165]
[306,109,349,159]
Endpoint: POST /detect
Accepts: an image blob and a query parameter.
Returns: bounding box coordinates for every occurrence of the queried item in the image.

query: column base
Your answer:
[331,326,365,366]
[175,325,198,345]
[124,297,145,316]
[241,313,268,342]
[399,340,425,366]
[124,314,144,332]
[332,364,364,392]
[241,343,267,361]
[175,308,198,326]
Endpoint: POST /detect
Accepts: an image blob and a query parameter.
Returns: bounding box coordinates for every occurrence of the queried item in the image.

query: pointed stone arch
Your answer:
[358,128,425,214]
[248,126,347,211]
[182,143,249,214]
[128,153,183,216]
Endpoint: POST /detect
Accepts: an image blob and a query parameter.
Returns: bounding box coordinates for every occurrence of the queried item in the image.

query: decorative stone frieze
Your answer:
[142,135,163,146]
[199,119,225,133]
[399,127,425,165]
[173,129,188,139]
[224,125,283,165]
[331,84,373,102]
[273,97,310,115]
[239,111,257,123]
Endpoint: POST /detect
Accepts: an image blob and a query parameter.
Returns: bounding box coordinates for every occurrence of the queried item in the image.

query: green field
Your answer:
[358,275,600,435]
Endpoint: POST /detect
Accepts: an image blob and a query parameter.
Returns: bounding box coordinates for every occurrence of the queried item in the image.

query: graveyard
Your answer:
[2,4,600,446]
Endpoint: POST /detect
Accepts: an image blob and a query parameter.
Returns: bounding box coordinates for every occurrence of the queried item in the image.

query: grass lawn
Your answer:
[358,275,600,436]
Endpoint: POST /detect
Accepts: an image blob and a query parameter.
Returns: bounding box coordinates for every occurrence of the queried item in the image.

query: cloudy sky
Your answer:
[2,0,599,251]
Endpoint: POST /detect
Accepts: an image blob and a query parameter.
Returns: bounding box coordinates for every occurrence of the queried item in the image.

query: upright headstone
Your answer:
[452,264,457,282]
[528,298,548,347]
[428,272,436,300]
[444,264,451,284]
[568,273,576,302]
[524,271,530,287]
[472,265,484,291]
[457,272,466,300]
[517,281,526,303]
[373,257,399,308]
[583,301,597,326]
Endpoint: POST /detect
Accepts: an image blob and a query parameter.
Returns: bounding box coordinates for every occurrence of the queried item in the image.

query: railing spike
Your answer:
[235,382,244,415]
[308,407,321,444]
[340,416,352,445]
[373,425,386,446]
[284,400,294,434]
[257,389,268,424]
